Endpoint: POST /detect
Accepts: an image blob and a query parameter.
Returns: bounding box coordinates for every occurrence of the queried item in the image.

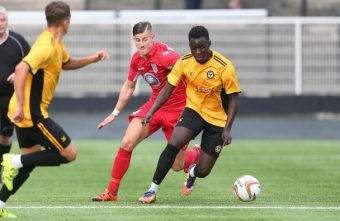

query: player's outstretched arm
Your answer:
[62,50,109,70]
[97,80,136,129]
[97,114,117,129]
[142,82,175,125]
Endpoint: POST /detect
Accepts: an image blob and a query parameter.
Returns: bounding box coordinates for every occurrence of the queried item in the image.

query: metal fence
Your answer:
[8,13,340,97]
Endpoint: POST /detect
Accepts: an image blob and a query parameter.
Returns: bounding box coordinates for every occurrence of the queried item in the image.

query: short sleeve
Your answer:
[167,59,184,87]
[23,43,52,75]
[127,55,139,82]
[222,62,241,94]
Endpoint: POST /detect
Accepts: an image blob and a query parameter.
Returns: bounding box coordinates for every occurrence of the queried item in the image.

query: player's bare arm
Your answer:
[62,50,109,70]
[97,80,136,129]
[12,61,30,123]
[222,92,239,146]
[142,81,175,125]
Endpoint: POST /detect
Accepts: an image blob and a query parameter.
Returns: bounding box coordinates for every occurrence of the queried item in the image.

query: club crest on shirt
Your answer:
[215,145,222,153]
[207,70,214,79]
[144,73,160,87]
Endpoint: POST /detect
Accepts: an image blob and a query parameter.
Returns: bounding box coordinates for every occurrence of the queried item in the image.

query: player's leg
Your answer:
[0,133,41,218]
[160,110,201,172]
[170,141,201,172]
[139,125,194,203]
[92,117,150,201]
[139,108,204,203]
[183,123,224,196]
[1,118,74,191]
[0,144,40,201]
[0,134,12,159]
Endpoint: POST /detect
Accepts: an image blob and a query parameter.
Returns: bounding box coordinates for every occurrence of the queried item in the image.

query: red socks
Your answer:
[183,145,200,173]
[107,148,132,193]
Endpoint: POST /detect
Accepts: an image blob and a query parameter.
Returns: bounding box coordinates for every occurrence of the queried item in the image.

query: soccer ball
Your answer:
[233,175,261,202]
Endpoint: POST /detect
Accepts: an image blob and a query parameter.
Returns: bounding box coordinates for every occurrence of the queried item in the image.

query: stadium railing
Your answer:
[8,11,340,97]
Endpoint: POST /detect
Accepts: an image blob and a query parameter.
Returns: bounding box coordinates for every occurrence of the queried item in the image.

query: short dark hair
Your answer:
[133,21,152,36]
[188,25,210,40]
[45,1,71,26]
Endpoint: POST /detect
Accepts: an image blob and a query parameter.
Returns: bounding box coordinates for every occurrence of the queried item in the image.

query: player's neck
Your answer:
[0,29,9,44]
[46,27,64,41]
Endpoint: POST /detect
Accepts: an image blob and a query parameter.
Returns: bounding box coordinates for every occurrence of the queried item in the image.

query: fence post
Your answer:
[294,18,303,95]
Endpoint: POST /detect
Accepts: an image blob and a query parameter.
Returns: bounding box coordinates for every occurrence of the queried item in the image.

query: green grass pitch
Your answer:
[5,140,340,220]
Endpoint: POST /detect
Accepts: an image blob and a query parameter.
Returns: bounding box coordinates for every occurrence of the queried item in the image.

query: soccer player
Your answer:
[139,25,241,203]
[0,1,109,218]
[92,21,201,202]
[0,6,30,171]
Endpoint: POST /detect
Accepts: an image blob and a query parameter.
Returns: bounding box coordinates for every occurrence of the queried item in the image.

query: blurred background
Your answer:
[2,0,340,140]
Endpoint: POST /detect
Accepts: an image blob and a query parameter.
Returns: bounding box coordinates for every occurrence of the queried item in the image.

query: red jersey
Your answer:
[128,42,186,111]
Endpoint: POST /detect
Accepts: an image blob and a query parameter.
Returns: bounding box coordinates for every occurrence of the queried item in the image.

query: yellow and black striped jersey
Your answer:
[8,29,70,127]
[167,50,240,127]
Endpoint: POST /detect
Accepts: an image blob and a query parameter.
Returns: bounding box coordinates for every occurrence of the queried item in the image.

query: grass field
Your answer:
[4,140,340,220]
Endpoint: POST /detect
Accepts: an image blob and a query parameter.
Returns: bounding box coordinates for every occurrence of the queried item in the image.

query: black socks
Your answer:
[152,144,180,185]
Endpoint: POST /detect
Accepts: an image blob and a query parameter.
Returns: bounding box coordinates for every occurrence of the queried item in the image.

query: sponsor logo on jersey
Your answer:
[144,73,160,87]
[197,86,212,94]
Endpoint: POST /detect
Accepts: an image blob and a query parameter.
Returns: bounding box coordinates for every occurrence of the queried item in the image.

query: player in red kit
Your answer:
[92,21,200,202]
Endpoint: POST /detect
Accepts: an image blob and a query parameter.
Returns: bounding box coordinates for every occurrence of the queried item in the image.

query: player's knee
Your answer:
[195,166,211,178]
[168,141,184,150]
[121,136,136,151]
[171,162,183,172]
[65,150,77,162]
[61,143,78,162]
[0,135,11,145]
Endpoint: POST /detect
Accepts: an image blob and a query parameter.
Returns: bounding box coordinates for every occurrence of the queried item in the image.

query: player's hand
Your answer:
[93,50,110,63]
[142,113,153,126]
[12,107,24,123]
[221,129,232,146]
[97,114,116,129]
[7,73,15,84]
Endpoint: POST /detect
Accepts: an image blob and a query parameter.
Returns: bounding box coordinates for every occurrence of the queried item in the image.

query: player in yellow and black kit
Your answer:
[139,25,240,203]
[0,1,109,218]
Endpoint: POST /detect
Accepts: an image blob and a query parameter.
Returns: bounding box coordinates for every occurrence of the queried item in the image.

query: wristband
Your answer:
[112,109,120,117]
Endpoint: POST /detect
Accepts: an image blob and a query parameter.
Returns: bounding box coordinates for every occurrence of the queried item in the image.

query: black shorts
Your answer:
[0,96,14,137]
[176,108,224,158]
[15,118,71,152]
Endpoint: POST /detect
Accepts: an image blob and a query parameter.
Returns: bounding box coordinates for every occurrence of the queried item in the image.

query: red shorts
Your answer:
[128,100,188,150]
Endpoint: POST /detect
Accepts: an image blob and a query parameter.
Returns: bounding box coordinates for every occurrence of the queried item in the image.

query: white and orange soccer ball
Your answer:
[233,175,261,202]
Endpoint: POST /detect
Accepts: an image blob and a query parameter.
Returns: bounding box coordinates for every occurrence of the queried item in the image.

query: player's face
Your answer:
[133,30,154,57]
[0,12,8,37]
[189,37,212,64]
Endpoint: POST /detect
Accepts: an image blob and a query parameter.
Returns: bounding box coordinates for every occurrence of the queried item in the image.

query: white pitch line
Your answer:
[6,205,340,210]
